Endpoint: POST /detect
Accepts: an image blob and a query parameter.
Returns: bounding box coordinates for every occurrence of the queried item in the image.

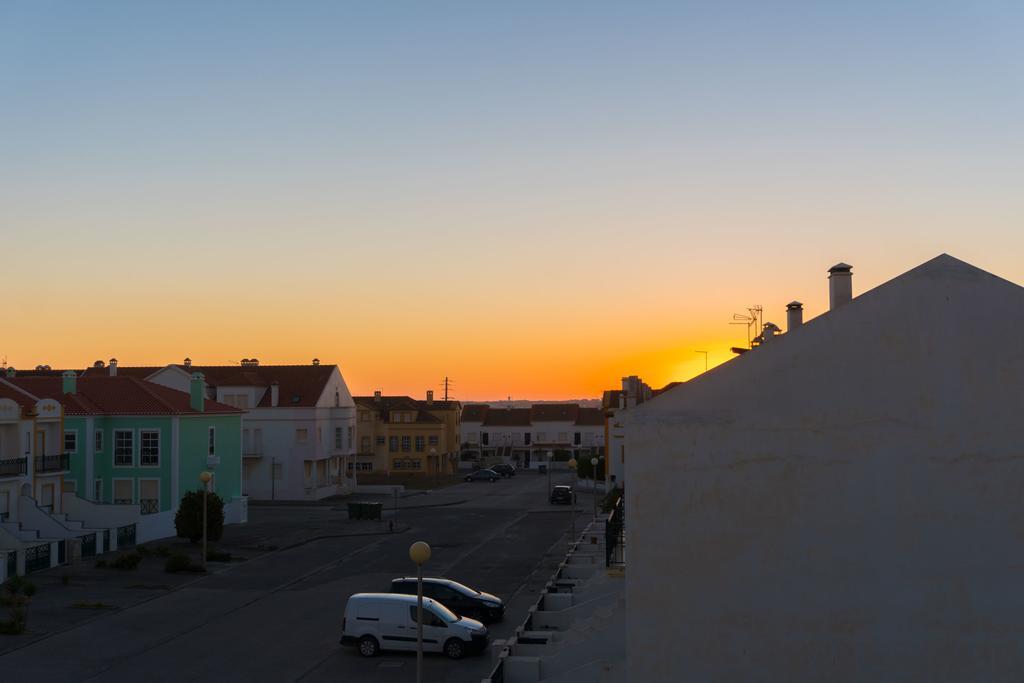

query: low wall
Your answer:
[136,510,176,544]
[17,496,75,539]
[63,493,139,528]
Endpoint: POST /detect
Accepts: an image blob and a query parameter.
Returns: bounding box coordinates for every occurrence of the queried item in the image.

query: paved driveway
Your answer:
[1,472,592,682]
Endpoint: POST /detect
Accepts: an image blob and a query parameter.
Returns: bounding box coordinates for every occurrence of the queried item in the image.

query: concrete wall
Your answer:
[625,256,1024,681]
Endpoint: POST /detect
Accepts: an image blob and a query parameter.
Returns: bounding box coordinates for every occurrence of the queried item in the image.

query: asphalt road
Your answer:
[2,472,594,683]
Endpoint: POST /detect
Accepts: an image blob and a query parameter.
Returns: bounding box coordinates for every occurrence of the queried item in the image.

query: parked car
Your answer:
[391,577,505,623]
[491,463,516,478]
[549,485,576,504]
[341,593,488,659]
[465,469,500,483]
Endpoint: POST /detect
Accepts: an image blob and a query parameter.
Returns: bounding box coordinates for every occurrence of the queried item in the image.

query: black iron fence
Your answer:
[34,452,71,473]
[605,494,625,567]
[0,456,27,477]
[25,543,50,574]
[81,533,97,558]
[117,524,136,548]
[140,499,159,515]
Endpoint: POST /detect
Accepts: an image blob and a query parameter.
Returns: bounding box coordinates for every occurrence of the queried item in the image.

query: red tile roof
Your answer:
[353,396,443,424]
[0,379,39,408]
[5,376,241,416]
[531,404,581,422]
[461,403,603,427]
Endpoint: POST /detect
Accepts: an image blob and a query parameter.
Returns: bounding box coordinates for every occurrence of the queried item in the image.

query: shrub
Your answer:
[174,489,225,543]
[108,553,142,570]
[206,550,232,563]
[164,553,206,574]
[0,576,36,635]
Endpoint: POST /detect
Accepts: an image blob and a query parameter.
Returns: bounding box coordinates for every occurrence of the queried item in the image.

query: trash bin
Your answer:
[365,502,383,520]
[347,502,368,519]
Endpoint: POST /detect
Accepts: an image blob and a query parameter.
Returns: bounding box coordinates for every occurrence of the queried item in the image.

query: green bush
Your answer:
[174,489,225,543]
[0,576,36,635]
[107,553,142,570]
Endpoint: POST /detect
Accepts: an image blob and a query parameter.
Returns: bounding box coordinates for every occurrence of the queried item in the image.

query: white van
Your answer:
[341,593,489,659]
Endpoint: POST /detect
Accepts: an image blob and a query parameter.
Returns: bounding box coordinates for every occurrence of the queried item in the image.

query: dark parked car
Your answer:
[491,463,516,478]
[391,577,505,623]
[549,485,576,504]
[465,469,500,483]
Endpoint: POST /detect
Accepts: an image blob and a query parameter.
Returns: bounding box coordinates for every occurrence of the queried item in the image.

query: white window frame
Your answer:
[95,429,104,453]
[94,478,103,503]
[113,429,134,467]
[64,429,78,454]
[112,477,134,505]
[140,429,161,467]
[208,426,216,457]
[138,478,160,515]
[334,427,343,450]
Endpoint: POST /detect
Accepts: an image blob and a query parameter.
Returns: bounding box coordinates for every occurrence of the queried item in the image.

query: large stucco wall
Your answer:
[625,256,1024,681]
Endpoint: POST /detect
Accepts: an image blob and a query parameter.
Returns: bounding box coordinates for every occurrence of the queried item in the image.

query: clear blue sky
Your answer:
[2,2,1022,397]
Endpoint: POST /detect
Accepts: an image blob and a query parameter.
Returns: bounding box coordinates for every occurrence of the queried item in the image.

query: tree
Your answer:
[174,489,225,543]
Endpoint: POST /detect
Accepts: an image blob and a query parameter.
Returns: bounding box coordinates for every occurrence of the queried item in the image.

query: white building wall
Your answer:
[625,255,1024,680]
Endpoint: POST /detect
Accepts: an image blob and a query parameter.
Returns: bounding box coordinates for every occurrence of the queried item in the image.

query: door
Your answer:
[39,483,55,512]
[432,585,470,616]
[409,605,449,652]
[380,604,416,651]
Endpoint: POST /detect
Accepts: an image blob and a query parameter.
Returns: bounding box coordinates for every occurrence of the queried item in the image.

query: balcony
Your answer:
[0,456,28,478]
[35,453,71,474]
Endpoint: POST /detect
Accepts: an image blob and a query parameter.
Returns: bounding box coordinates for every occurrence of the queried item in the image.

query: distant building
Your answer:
[353,391,461,475]
[625,255,1024,680]
[461,403,605,466]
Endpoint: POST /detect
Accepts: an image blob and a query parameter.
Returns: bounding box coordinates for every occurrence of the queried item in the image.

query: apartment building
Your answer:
[460,403,605,467]
[354,391,461,475]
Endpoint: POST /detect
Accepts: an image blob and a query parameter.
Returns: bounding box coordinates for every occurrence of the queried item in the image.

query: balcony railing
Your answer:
[34,453,71,474]
[0,456,28,477]
[140,499,159,515]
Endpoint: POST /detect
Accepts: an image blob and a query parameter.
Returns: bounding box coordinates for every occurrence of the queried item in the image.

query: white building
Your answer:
[461,403,605,467]
[624,255,1024,680]
[138,359,356,501]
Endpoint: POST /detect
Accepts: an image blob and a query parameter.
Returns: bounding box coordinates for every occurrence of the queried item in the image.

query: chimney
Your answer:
[270,381,279,408]
[828,263,853,310]
[62,370,77,395]
[184,357,192,368]
[240,358,259,367]
[786,301,804,332]
[109,358,118,376]
[761,322,781,343]
[93,359,105,368]
[426,390,434,405]
[374,390,382,402]
[190,373,205,412]
[312,358,320,366]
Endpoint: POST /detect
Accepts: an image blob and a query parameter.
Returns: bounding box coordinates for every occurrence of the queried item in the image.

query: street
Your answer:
[1,472,595,683]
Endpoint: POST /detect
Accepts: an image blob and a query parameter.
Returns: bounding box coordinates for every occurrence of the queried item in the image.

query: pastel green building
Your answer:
[10,370,245,544]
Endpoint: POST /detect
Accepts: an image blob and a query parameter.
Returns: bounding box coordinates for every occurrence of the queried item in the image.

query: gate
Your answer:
[116,524,136,548]
[81,533,97,558]
[58,540,66,564]
[5,551,15,578]
[25,544,50,574]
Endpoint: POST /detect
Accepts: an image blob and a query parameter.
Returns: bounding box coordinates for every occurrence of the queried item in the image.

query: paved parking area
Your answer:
[1,472,592,682]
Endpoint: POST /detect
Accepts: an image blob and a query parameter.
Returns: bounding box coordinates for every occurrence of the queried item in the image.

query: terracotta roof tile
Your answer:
[5,376,241,416]
[353,396,443,424]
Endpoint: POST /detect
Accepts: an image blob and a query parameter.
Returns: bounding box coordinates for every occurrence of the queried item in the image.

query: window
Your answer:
[574,432,581,446]
[388,436,398,452]
[558,432,568,443]
[524,432,531,445]
[428,435,439,447]
[482,432,489,446]
[335,391,340,407]
[392,458,422,470]
[335,427,344,450]
[401,436,411,452]
[64,430,77,453]
[95,429,103,452]
[415,436,425,452]
[113,479,133,505]
[537,432,547,442]
[409,606,447,628]
[208,427,216,456]
[114,430,133,466]
[0,491,8,522]
[376,436,385,446]
[347,426,353,449]
[360,412,371,422]
[360,436,371,451]
[139,479,159,515]
[141,430,160,466]
[295,428,308,444]
[94,479,103,502]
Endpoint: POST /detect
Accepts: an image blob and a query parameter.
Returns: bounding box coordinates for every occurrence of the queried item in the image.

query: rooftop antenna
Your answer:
[439,376,455,402]
[730,305,763,349]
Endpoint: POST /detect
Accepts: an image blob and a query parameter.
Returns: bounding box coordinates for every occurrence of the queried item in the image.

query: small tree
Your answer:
[0,576,37,635]
[174,489,225,543]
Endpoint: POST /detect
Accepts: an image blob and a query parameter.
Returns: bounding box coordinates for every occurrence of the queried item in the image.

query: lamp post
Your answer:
[567,458,577,550]
[199,471,212,570]
[591,457,599,519]
[409,541,432,683]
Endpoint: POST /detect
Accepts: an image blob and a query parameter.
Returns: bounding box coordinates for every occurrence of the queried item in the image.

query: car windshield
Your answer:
[431,602,460,623]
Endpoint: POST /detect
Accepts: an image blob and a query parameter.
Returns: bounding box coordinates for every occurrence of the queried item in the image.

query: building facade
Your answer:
[625,255,1024,680]
[461,403,606,467]
[353,391,461,475]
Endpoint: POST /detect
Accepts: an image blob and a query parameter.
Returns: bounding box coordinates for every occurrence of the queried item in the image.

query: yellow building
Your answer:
[354,391,460,475]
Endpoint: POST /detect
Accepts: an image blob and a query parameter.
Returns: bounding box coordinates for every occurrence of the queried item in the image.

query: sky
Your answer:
[2,2,1023,400]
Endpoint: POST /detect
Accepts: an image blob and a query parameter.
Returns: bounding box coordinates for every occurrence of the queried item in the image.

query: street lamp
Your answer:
[567,458,577,550]
[591,457,599,519]
[409,541,432,683]
[199,471,212,570]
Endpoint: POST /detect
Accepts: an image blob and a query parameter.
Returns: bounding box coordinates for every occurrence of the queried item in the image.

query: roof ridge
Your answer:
[0,377,42,402]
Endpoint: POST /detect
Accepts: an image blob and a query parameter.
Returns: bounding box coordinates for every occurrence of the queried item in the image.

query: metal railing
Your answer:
[25,543,50,574]
[605,494,625,567]
[140,499,159,515]
[117,524,136,548]
[0,456,27,477]
[35,453,71,473]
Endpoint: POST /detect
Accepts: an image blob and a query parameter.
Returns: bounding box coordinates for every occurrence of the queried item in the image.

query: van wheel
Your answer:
[358,635,380,657]
[444,638,466,659]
